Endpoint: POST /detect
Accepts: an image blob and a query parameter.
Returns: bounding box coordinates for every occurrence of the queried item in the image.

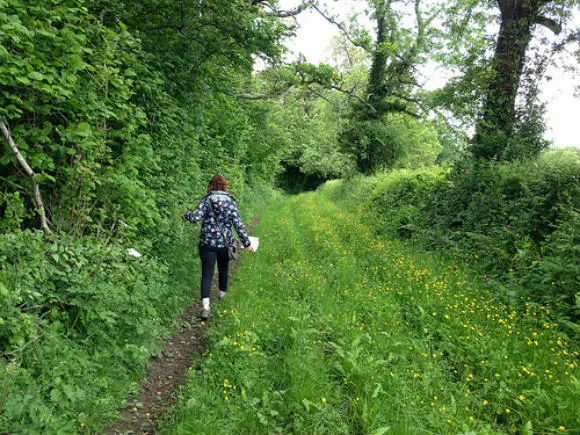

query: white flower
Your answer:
[127,248,142,258]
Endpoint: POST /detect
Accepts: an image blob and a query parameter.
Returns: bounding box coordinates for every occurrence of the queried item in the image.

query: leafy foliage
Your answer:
[0,0,292,432]
[0,0,162,238]
[0,229,193,432]
[1,0,580,432]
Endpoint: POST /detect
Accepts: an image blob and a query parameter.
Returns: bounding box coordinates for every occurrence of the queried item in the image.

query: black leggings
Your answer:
[199,244,229,299]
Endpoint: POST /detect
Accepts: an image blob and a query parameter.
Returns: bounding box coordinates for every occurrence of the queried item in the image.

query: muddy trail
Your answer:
[105,218,259,435]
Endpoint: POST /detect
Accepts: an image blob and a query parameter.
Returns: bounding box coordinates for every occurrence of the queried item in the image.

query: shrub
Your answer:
[519,210,580,320]
[369,168,444,236]
[0,229,193,433]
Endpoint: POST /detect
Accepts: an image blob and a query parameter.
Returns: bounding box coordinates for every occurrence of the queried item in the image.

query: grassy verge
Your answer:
[159,190,579,435]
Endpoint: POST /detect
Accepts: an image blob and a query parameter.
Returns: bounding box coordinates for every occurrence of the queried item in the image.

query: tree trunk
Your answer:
[366,1,389,121]
[472,0,546,160]
[355,1,394,173]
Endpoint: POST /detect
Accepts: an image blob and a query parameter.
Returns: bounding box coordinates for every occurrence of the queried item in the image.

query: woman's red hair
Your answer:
[208,174,228,192]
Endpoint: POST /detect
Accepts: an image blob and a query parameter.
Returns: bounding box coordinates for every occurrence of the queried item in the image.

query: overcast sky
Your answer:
[278,0,580,149]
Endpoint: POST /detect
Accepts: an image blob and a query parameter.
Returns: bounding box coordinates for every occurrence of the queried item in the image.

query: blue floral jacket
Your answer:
[184,190,251,249]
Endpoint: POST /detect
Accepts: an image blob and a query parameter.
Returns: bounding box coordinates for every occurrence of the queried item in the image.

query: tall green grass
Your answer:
[327,153,580,320]
[160,190,579,435]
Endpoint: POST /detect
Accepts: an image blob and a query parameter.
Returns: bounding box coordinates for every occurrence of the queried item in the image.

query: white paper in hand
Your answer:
[249,236,259,252]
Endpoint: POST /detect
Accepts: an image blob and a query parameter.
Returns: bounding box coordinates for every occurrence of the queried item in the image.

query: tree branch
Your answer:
[330,84,377,113]
[535,15,562,35]
[306,85,339,109]
[0,175,28,194]
[236,84,292,100]
[236,92,281,100]
[251,0,312,18]
[311,4,371,53]
[399,107,420,118]
[99,8,108,23]
[272,1,312,18]
[0,120,53,235]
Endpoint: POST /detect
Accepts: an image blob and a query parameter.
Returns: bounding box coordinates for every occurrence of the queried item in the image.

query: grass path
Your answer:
[160,191,579,435]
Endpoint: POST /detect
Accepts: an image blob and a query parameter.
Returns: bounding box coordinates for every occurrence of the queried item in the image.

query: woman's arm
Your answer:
[184,198,207,224]
[229,200,251,248]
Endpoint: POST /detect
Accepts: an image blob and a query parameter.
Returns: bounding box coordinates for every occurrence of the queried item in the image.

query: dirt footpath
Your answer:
[105,218,259,435]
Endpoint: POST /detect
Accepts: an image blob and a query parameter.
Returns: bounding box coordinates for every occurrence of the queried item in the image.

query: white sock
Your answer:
[202,297,210,310]
[219,290,226,299]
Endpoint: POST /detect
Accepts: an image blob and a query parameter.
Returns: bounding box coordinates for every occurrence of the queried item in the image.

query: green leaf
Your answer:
[15,76,31,86]
[37,173,56,182]
[257,412,268,426]
[68,55,87,72]
[0,282,9,297]
[50,388,63,403]
[370,427,391,435]
[28,71,44,81]
[76,122,91,137]
[521,421,534,435]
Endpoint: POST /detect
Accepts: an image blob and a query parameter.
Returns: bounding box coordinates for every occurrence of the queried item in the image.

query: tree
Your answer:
[472,0,578,160]
[0,0,296,238]
[334,0,443,172]
[0,0,160,237]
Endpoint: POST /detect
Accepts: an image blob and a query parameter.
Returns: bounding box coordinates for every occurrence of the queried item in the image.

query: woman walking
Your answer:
[184,175,252,320]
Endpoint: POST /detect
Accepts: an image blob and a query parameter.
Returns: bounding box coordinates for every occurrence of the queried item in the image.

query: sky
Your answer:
[278,0,580,149]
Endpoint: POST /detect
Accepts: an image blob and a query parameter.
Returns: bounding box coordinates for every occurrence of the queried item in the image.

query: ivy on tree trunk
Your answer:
[472,0,561,161]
